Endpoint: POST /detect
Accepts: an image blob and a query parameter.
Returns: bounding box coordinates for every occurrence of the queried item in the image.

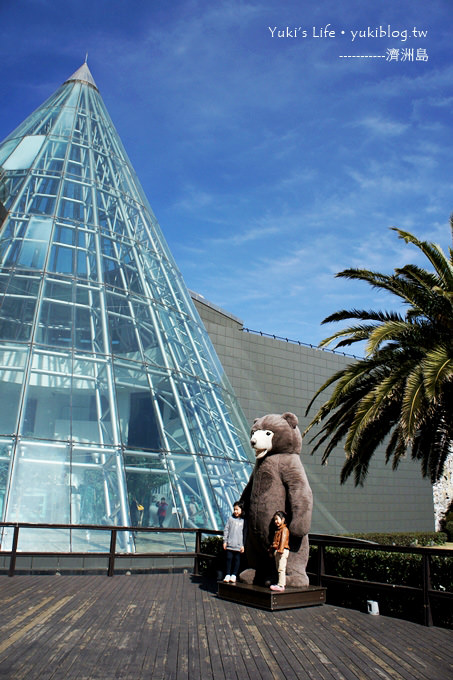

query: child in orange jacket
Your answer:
[269,511,290,591]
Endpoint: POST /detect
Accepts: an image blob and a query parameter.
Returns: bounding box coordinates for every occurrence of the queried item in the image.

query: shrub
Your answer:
[308,542,453,628]
[439,507,453,533]
[445,522,453,542]
[199,535,224,577]
[344,532,447,546]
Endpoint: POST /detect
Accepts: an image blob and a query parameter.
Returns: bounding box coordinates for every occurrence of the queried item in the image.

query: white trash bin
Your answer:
[367,600,379,615]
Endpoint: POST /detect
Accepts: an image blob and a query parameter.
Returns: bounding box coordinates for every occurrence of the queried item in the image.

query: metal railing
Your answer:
[308,535,453,628]
[1,523,451,627]
[241,327,360,358]
[0,521,218,578]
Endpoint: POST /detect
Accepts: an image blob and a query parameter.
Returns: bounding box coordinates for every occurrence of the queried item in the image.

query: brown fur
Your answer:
[240,413,313,587]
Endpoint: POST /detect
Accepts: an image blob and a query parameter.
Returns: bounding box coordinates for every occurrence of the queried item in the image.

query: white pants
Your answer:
[274,548,289,587]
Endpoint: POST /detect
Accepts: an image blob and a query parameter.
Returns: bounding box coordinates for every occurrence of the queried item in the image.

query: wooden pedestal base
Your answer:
[217,581,326,611]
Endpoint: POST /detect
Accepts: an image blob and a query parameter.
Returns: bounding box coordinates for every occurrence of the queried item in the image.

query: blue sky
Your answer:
[1,0,452,349]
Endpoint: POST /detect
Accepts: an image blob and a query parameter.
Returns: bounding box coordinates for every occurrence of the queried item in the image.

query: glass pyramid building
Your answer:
[0,63,253,552]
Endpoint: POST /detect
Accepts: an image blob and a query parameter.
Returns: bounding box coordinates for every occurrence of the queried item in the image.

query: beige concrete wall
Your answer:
[193,295,435,535]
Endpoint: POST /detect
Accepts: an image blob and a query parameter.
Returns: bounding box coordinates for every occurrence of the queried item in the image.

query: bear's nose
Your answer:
[250,437,256,446]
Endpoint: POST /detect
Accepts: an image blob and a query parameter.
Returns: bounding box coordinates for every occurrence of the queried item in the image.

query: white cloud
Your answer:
[351,116,409,137]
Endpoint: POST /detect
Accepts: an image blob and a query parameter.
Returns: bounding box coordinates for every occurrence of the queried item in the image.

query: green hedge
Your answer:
[344,531,447,546]
[307,544,452,629]
[318,547,453,590]
[445,522,453,541]
[199,535,225,577]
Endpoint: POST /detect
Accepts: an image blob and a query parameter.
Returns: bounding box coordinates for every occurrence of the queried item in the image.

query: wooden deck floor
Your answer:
[0,573,451,680]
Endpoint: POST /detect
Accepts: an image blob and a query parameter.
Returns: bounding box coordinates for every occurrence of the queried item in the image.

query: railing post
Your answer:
[108,529,117,577]
[422,551,433,627]
[8,525,20,577]
[194,529,202,575]
[315,543,325,586]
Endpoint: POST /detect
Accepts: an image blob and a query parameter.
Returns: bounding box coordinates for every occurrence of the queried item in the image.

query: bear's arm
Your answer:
[281,456,313,538]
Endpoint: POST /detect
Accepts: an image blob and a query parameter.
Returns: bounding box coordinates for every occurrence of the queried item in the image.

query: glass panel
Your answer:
[203,457,248,525]
[52,107,77,138]
[2,135,45,169]
[25,215,53,242]
[54,224,75,245]
[11,526,118,553]
[124,451,169,528]
[140,466,180,532]
[0,139,19,166]
[229,460,254,489]
[57,180,93,223]
[8,269,41,298]
[35,300,73,347]
[29,193,56,216]
[0,438,12,520]
[71,446,129,540]
[0,295,37,341]
[6,440,70,523]
[23,350,72,439]
[74,303,104,353]
[76,249,88,277]
[4,216,53,271]
[49,244,74,274]
[15,527,72,552]
[43,276,73,303]
[136,316,164,366]
[153,375,189,452]
[72,358,114,445]
[0,346,27,434]
[68,528,114,552]
[157,306,205,379]
[34,139,68,173]
[103,256,125,289]
[71,115,89,146]
[0,215,27,240]
[165,453,216,528]
[17,240,46,269]
[113,361,164,450]
[133,528,194,554]
[176,378,222,456]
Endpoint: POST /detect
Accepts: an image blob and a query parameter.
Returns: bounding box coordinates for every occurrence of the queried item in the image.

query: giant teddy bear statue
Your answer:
[239,412,313,587]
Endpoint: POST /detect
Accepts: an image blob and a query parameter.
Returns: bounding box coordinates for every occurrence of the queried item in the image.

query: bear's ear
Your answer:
[253,418,259,424]
[282,412,298,428]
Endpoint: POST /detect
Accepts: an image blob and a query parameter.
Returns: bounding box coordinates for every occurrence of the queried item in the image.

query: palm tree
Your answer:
[304,219,453,486]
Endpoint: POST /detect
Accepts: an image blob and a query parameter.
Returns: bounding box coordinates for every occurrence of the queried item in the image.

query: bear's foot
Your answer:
[238,568,255,585]
[286,573,310,588]
[239,568,273,587]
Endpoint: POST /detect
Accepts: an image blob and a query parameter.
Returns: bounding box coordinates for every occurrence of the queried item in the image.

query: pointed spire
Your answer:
[65,62,98,91]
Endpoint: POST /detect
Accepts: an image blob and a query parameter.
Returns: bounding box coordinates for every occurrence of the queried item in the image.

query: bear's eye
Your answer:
[266,431,272,436]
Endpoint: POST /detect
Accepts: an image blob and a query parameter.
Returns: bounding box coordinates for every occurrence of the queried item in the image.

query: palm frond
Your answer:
[432,286,453,300]
[318,324,377,349]
[392,227,453,290]
[322,309,403,324]
[423,345,453,400]
[385,426,406,468]
[343,369,404,455]
[401,366,425,440]
[365,320,412,355]
[396,263,440,290]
